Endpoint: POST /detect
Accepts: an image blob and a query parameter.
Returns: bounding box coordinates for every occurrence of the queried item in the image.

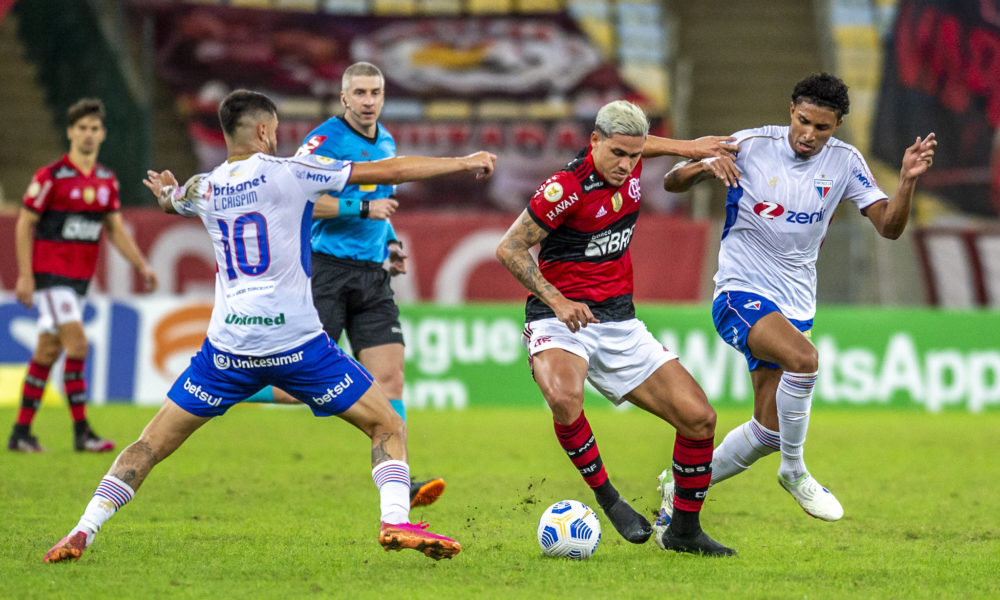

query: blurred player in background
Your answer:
[43,89,496,563]
[658,73,936,527]
[497,99,742,556]
[9,98,158,454]
[267,62,444,508]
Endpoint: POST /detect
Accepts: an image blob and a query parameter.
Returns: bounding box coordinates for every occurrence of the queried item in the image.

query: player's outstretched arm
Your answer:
[864,132,937,240]
[643,135,738,160]
[664,155,740,192]
[496,210,598,333]
[349,151,496,186]
[313,195,397,220]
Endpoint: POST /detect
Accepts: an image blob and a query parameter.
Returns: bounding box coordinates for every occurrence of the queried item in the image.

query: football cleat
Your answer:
[378,521,461,560]
[43,530,91,563]
[8,428,44,453]
[778,473,844,521]
[657,525,737,557]
[409,477,446,508]
[652,468,675,542]
[601,497,651,544]
[74,428,115,453]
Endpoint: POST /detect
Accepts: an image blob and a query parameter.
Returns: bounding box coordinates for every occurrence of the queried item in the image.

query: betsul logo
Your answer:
[753,201,785,219]
[213,353,231,370]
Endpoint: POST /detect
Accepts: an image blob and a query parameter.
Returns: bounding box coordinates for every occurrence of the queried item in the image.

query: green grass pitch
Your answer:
[2,404,998,599]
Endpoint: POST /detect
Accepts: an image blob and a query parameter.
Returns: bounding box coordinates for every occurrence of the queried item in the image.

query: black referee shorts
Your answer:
[310,252,404,354]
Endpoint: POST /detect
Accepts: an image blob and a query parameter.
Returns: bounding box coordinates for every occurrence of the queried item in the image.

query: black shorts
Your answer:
[310,252,404,354]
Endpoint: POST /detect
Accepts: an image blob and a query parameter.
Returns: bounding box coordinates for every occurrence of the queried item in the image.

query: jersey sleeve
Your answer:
[286,154,353,201]
[526,171,581,232]
[108,174,121,211]
[172,173,209,218]
[22,166,54,213]
[843,150,887,212]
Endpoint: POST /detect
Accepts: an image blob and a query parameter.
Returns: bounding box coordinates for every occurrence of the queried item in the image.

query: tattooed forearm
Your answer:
[496,211,561,304]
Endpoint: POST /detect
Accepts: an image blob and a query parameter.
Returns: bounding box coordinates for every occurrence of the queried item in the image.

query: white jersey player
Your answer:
[657,73,936,528]
[43,89,496,564]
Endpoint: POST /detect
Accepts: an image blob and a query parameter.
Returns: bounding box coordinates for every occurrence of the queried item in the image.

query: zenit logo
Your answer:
[753,201,785,219]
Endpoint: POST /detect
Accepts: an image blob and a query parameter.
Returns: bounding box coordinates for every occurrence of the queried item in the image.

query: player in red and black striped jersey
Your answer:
[497,100,742,556]
[9,98,158,454]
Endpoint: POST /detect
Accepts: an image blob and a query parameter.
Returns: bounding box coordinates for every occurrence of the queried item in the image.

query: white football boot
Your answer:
[778,473,844,521]
[652,468,675,550]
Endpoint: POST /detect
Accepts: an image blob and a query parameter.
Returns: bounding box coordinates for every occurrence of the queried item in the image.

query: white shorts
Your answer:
[522,318,677,405]
[34,287,85,333]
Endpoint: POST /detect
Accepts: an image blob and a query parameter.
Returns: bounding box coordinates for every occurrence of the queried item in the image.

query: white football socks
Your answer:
[74,475,135,545]
[776,370,818,482]
[710,417,780,485]
[372,460,410,525]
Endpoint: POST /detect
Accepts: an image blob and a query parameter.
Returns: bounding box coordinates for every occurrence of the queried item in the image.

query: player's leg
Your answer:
[747,312,842,521]
[56,319,113,452]
[699,292,784,492]
[357,341,443,507]
[529,332,649,545]
[284,334,459,559]
[350,269,445,508]
[627,361,736,556]
[8,331,61,452]
[44,399,211,562]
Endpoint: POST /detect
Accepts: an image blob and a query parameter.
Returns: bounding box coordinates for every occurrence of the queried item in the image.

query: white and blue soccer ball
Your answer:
[537,500,601,559]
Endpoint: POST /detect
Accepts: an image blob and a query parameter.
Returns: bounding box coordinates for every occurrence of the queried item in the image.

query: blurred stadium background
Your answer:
[0,0,998,412]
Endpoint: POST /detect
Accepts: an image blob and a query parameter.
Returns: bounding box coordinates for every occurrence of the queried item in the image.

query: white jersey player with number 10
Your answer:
[42,90,496,564]
[659,73,935,530]
[173,152,351,356]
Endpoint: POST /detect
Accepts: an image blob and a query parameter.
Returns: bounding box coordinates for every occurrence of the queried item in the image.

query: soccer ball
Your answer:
[537,500,601,559]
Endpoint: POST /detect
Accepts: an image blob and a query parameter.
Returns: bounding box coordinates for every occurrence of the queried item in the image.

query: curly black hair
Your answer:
[791,73,850,117]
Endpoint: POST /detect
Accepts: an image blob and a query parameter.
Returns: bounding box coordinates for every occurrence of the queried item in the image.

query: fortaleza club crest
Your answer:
[814,178,833,199]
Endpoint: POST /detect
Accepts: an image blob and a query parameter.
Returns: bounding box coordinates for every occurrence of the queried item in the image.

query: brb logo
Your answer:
[584,224,635,257]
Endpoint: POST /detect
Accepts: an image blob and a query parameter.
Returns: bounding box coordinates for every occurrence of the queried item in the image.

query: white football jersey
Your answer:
[173,152,352,355]
[713,125,887,320]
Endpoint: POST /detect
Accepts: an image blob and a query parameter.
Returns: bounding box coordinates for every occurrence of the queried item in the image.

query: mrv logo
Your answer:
[225,313,286,326]
[584,224,634,257]
[312,373,354,405]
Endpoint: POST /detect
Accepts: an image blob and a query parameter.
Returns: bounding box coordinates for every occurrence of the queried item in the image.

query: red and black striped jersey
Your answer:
[525,148,643,322]
[22,155,120,294]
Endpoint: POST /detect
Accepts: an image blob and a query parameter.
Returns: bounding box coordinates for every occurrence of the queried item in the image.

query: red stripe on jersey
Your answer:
[540,252,634,302]
[32,238,101,280]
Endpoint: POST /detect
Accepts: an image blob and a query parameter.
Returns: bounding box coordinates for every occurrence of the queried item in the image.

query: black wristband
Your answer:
[360,200,370,219]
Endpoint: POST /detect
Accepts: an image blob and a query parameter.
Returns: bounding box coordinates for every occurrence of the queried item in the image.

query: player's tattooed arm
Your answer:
[496,210,558,301]
[496,211,599,332]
